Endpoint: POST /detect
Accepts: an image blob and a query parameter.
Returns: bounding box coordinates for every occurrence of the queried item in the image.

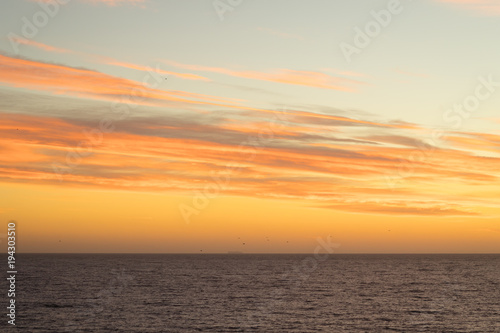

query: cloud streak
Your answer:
[1,102,499,217]
[106,60,212,82]
[162,60,364,92]
[1,49,499,218]
[9,37,71,53]
[0,54,240,108]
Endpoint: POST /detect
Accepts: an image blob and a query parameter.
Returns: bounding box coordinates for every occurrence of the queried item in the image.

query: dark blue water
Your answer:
[3,254,500,332]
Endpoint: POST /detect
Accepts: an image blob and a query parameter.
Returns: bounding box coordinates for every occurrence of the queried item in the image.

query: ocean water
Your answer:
[4,254,500,332]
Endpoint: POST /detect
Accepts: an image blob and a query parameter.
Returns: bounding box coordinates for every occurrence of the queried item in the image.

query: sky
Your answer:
[0,0,499,253]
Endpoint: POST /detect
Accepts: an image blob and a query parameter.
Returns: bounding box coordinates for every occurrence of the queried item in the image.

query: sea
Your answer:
[3,254,500,332]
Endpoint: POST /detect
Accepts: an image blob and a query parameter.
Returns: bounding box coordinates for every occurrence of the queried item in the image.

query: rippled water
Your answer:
[6,254,500,332]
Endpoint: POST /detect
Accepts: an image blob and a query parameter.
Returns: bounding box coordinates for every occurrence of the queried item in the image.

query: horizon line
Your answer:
[9,252,500,255]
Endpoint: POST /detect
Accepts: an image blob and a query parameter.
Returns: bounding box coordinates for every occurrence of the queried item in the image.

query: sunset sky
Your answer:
[1,0,499,253]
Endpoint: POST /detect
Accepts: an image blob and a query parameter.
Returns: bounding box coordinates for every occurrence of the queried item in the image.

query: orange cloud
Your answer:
[9,37,71,53]
[443,132,500,155]
[1,109,499,218]
[0,54,240,107]
[324,202,479,216]
[162,60,364,92]
[106,60,211,82]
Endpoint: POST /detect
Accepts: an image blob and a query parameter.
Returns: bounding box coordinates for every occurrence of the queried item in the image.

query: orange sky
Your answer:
[1,0,499,253]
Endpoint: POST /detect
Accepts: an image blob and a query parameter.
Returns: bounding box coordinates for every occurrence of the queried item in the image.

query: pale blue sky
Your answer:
[1,0,499,130]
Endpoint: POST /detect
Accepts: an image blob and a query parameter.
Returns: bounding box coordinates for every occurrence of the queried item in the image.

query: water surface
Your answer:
[6,254,500,332]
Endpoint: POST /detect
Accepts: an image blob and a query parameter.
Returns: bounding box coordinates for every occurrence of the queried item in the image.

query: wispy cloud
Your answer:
[6,41,210,83]
[9,37,71,53]
[162,60,364,92]
[324,202,480,217]
[0,54,240,107]
[106,60,211,82]
[1,51,499,218]
[1,91,499,217]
